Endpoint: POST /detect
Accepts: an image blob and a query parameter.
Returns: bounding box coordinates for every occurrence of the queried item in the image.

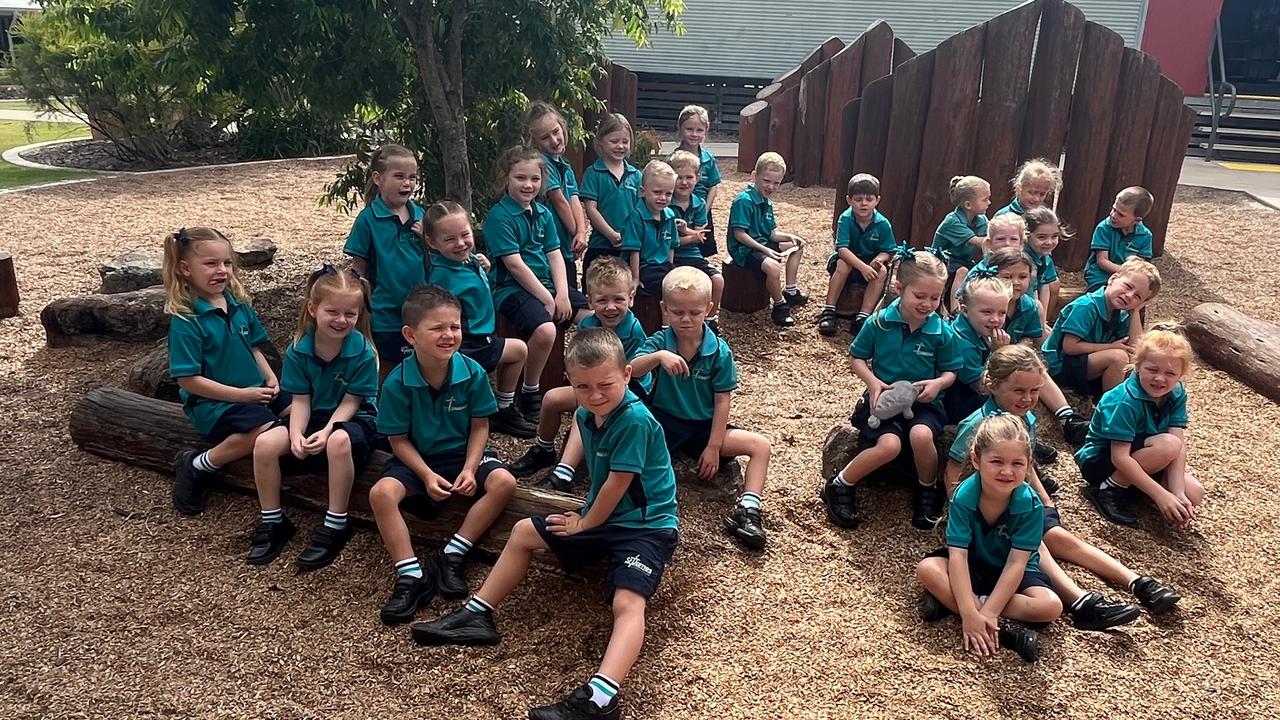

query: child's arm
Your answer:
[389,435,453,500]
[251,347,278,392]
[570,196,588,253]
[349,256,369,277]
[1127,309,1145,345]
[549,470,635,536]
[583,200,622,247]
[851,358,889,407]
[943,460,965,497]
[630,349,688,378]
[287,393,312,457]
[1027,465,1053,507]
[698,392,731,481]
[914,371,956,403]
[1110,440,1192,526]
[451,417,490,497]
[979,548,1032,620]
[501,254,556,309]
[838,248,878,282]
[949,548,998,655]
[734,227,781,260]
[627,252,641,292]
[546,188,576,241]
[176,375,273,405]
[546,248,571,322]
[1094,250,1123,275]
[1062,333,1131,356]
[770,228,804,247]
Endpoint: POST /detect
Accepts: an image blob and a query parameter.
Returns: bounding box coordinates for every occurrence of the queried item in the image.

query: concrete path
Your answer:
[0,108,84,124]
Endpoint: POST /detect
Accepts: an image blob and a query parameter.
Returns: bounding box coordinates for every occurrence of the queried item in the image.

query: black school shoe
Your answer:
[997,618,1039,662]
[849,315,867,337]
[1084,482,1139,528]
[379,574,438,625]
[912,482,945,530]
[491,405,538,439]
[528,685,621,720]
[770,302,795,327]
[820,476,859,528]
[172,449,214,516]
[1069,591,1141,631]
[1131,576,1181,614]
[817,307,839,336]
[295,523,353,571]
[537,473,576,493]
[921,593,952,622]
[517,390,543,423]
[427,550,469,599]
[1033,441,1059,466]
[723,506,767,551]
[511,444,558,477]
[783,288,809,307]
[246,517,297,566]
[1062,414,1090,446]
[412,606,502,646]
[1037,468,1060,496]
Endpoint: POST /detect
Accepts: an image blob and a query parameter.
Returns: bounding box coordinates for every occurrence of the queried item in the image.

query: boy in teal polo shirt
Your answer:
[1043,257,1160,401]
[621,160,680,298]
[630,267,774,551]
[669,149,725,332]
[1083,186,1154,290]
[414,328,678,720]
[673,104,722,257]
[727,151,809,327]
[819,173,898,336]
[368,286,518,626]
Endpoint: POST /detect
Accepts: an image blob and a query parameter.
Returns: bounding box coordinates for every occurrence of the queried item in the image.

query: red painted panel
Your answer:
[1141,0,1225,96]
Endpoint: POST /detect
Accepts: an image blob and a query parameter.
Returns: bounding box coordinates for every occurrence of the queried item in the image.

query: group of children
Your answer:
[158,101,1206,715]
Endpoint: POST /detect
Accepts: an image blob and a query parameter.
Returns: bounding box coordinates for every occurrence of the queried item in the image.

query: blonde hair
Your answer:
[949,175,989,206]
[364,144,417,207]
[1116,186,1155,217]
[1011,158,1062,195]
[982,343,1046,390]
[293,266,374,346]
[642,159,677,186]
[970,413,1032,462]
[988,246,1035,276]
[493,145,544,198]
[895,248,947,288]
[958,275,1013,306]
[565,326,627,372]
[662,265,712,302]
[987,212,1027,245]
[755,151,787,175]
[1112,256,1162,297]
[1023,206,1074,243]
[586,257,633,295]
[668,149,700,173]
[161,227,249,317]
[524,101,568,145]
[1133,323,1193,377]
[677,105,710,129]
[594,113,633,151]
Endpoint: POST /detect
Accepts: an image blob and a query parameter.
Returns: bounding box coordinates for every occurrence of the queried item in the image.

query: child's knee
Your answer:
[761,259,781,277]
[612,588,647,617]
[510,517,543,548]
[326,429,352,457]
[488,469,517,497]
[711,274,725,292]
[916,556,946,585]
[908,424,936,446]
[531,322,555,347]
[506,339,529,362]
[252,429,283,459]
[369,477,404,509]
[1147,433,1183,456]
[875,433,903,455]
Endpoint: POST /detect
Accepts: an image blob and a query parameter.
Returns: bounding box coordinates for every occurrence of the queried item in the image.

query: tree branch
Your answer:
[445,0,467,107]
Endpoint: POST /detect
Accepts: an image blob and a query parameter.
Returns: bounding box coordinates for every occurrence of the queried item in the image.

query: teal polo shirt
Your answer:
[670,194,709,262]
[1075,372,1188,467]
[168,291,269,435]
[427,252,496,337]
[1041,288,1129,375]
[577,390,679,530]
[377,352,498,456]
[675,146,721,201]
[950,314,991,386]
[1083,218,1153,290]
[484,195,561,309]
[621,198,679,267]
[542,152,580,261]
[636,326,738,421]
[343,196,426,333]
[948,397,1038,463]
[849,299,963,404]
[727,185,778,265]
[1027,247,1059,293]
[1005,293,1044,344]
[931,209,988,263]
[835,208,897,263]
[579,310,647,360]
[995,197,1026,217]
[947,474,1043,572]
[280,329,379,417]
[580,159,642,249]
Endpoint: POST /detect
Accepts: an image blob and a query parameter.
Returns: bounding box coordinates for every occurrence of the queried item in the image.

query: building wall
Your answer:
[1140,0,1223,96]
[605,0,1149,79]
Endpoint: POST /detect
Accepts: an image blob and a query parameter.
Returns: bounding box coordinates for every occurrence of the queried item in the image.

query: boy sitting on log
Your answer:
[818,172,896,337]
[727,151,808,327]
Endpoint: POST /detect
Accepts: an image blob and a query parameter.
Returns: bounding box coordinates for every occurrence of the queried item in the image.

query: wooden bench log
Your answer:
[1184,303,1280,405]
[719,259,769,315]
[0,252,18,318]
[69,387,580,555]
[633,292,663,334]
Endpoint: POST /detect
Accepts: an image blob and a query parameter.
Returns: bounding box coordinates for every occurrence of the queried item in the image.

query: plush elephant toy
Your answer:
[866,380,921,429]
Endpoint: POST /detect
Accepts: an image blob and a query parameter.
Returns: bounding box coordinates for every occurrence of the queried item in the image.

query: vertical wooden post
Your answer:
[0,253,18,318]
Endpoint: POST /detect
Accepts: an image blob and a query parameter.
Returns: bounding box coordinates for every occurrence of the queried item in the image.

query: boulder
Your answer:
[822,424,860,479]
[41,287,167,347]
[98,251,163,294]
[126,340,283,402]
[235,237,277,268]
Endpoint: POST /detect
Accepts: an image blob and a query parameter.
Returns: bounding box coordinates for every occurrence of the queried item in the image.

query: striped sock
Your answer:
[832,470,853,487]
[260,508,284,524]
[496,391,515,409]
[737,491,762,510]
[553,463,575,484]
[855,312,869,321]
[193,451,219,473]
[785,284,798,294]
[521,383,540,395]
[1055,406,1074,424]
[443,533,472,556]
[534,437,555,453]
[773,298,788,308]
[823,304,836,313]
[587,673,620,708]
[1102,477,1124,490]
[323,511,348,530]
[395,556,422,579]
[465,595,494,615]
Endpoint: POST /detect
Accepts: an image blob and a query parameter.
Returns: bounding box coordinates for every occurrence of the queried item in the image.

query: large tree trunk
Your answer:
[1184,302,1280,406]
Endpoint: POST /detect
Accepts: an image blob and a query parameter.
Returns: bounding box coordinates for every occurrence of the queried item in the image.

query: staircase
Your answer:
[1186,95,1280,164]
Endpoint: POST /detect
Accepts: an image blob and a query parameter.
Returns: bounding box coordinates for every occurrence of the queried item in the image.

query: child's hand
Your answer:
[475,253,491,272]
[301,428,330,455]
[962,611,999,656]
[1042,324,1054,338]
[610,231,623,248]
[1155,489,1194,527]
[989,328,1011,348]
[573,232,588,254]
[856,262,878,283]
[697,446,721,481]
[914,377,948,404]
[777,239,796,252]
[866,378,891,410]
[541,294,557,318]
[264,377,280,397]
[658,351,690,377]
[765,248,783,262]
[411,220,423,238]
[423,471,453,501]
[553,294,571,323]
[241,386,276,405]
[546,511,585,536]
[1110,337,1134,355]
[289,434,307,460]
[452,469,477,497]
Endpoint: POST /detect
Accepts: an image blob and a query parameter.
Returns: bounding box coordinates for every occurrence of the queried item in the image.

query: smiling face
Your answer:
[589,281,633,328]
[989,368,1044,416]
[1029,223,1060,257]
[962,288,1009,336]
[507,159,543,208]
[641,174,676,214]
[673,164,698,200]
[1017,178,1052,210]
[179,239,235,300]
[568,361,632,419]
[310,290,362,343]
[601,129,632,163]
[1136,350,1184,400]
[895,275,946,323]
[427,211,474,262]
[530,114,567,157]
[679,115,708,149]
[662,289,712,337]
[847,193,879,221]
[374,155,419,209]
[972,439,1030,494]
[404,305,461,364]
[753,168,785,199]
[996,264,1032,300]
[1104,271,1152,312]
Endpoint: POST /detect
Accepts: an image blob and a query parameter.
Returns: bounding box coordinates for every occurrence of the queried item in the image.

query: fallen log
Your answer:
[42,287,168,347]
[1184,302,1280,405]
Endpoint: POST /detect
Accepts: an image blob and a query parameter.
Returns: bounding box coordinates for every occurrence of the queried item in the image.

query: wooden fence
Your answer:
[566,61,638,176]
[736,0,1196,271]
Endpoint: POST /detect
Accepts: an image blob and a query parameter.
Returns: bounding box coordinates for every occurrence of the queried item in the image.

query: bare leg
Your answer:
[1086,348,1129,391]
[598,589,647,681]
[252,425,290,511]
[208,423,270,467]
[909,425,939,485]
[825,261,853,307]
[710,273,724,318]
[1036,543,1088,606]
[496,339,528,395]
[861,270,888,315]
[324,429,355,514]
[916,556,960,612]
[838,433,902,484]
[456,469,517,542]
[762,259,783,302]
[1038,375,1072,415]
[784,246,803,287]
[524,322,556,386]
[1001,587,1062,623]
[720,428,770,495]
[369,477,413,562]
[1044,527,1138,588]
[535,387,576,444]
[474,518,549,607]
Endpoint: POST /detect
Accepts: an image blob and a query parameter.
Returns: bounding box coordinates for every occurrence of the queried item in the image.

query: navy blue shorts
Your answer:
[373,330,413,366]
[740,249,773,274]
[1042,506,1063,532]
[564,254,579,294]
[206,391,293,445]
[581,246,622,293]
[942,382,986,426]
[460,334,506,375]
[268,410,378,475]
[381,452,508,518]
[673,255,720,277]
[825,253,872,286]
[850,392,946,444]
[1077,435,1165,486]
[638,262,673,297]
[531,516,679,602]
[498,287,589,340]
[926,547,1053,596]
[1051,352,1104,401]
[649,406,736,460]
[698,210,717,258]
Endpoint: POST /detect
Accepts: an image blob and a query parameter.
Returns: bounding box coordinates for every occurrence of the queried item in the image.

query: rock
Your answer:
[98,251,163,294]
[821,422,950,486]
[822,424,860,479]
[126,340,283,402]
[235,237,277,268]
[41,287,168,347]
[673,454,744,497]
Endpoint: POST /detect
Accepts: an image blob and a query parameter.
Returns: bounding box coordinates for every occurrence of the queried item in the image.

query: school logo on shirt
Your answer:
[332,371,346,387]
[693,368,712,381]
[443,394,468,413]
[624,555,653,576]
[912,341,935,359]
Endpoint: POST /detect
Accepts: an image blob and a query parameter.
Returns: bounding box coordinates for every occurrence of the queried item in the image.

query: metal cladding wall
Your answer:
[604,0,1147,78]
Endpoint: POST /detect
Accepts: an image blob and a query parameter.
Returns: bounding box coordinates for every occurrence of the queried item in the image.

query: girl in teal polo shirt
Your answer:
[994,158,1060,217]
[943,274,1013,425]
[247,267,379,571]
[526,102,587,289]
[580,113,641,290]
[673,104,722,257]
[164,227,286,517]
[1023,207,1066,331]
[930,175,991,315]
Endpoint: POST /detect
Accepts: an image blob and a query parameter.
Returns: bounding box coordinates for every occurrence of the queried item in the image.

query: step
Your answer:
[1192,113,1280,131]
[1186,96,1280,116]
[1191,127,1280,147]
[1187,142,1280,164]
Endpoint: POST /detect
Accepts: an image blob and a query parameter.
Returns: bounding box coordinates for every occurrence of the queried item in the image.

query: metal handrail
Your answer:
[1205,15,1237,162]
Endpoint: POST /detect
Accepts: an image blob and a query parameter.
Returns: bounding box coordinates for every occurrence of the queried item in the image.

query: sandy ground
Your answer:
[1,163,1279,719]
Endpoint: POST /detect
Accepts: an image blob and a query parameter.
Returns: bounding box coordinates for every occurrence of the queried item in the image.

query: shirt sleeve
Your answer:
[167,316,204,378]
[1016,310,1045,341]
[945,505,974,549]
[690,199,709,228]
[1133,227,1154,258]
[727,195,752,231]
[343,212,373,259]
[713,345,740,393]
[279,345,311,395]
[347,346,381,399]
[1058,301,1098,343]
[482,212,520,258]
[849,319,876,360]
[607,420,649,474]
[705,155,722,187]
[562,166,579,199]
[1094,393,1141,443]
[579,168,601,202]
[1010,501,1045,552]
[246,307,269,346]
[834,212,853,251]
[544,162,564,193]
[539,209,560,256]
[634,331,663,358]
[934,326,966,373]
[972,215,989,237]
[948,418,976,462]
[667,218,681,251]
[1090,221,1111,251]
[1169,386,1189,428]
[468,369,498,417]
[376,374,411,436]
[1042,257,1059,285]
[620,210,643,254]
[877,218,898,253]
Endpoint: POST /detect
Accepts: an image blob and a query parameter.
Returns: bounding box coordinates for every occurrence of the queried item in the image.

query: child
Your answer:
[956,211,1025,292]
[621,160,680,297]
[1083,186,1154,291]
[342,144,426,372]
[818,173,896,337]
[1077,325,1205,529]
[580,113,642,288]
[630,267,773,551]
[1042,257,1160,402]
[930,175,990,315]
[413,328,678,720]
[943,274,1013,426]
[248,267,378,569]
[727,152,808,327]
[668,150,725,331]
[821,249,961,530]
[528,102,588,289]
[995,158,1061,217]
[672,104,722,257]
[368,286,518,625]
[944,345,1180,624]
[1022,206,1066,330]
[509,258,649,489]
[165,227,288,516]
[485,146,591,420]
[423,200,537,438]
[916,414,1062,662]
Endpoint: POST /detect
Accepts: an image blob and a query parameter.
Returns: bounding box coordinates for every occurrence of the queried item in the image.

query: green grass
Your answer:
[0,119,94,190]
[0,99,39,111]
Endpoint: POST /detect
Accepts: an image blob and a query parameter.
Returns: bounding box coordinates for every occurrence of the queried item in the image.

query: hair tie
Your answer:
[172,228,190,245]
[321,263,338,275]
[968,265,998,280]
[349,267,363,280]
[896,245,916,263]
